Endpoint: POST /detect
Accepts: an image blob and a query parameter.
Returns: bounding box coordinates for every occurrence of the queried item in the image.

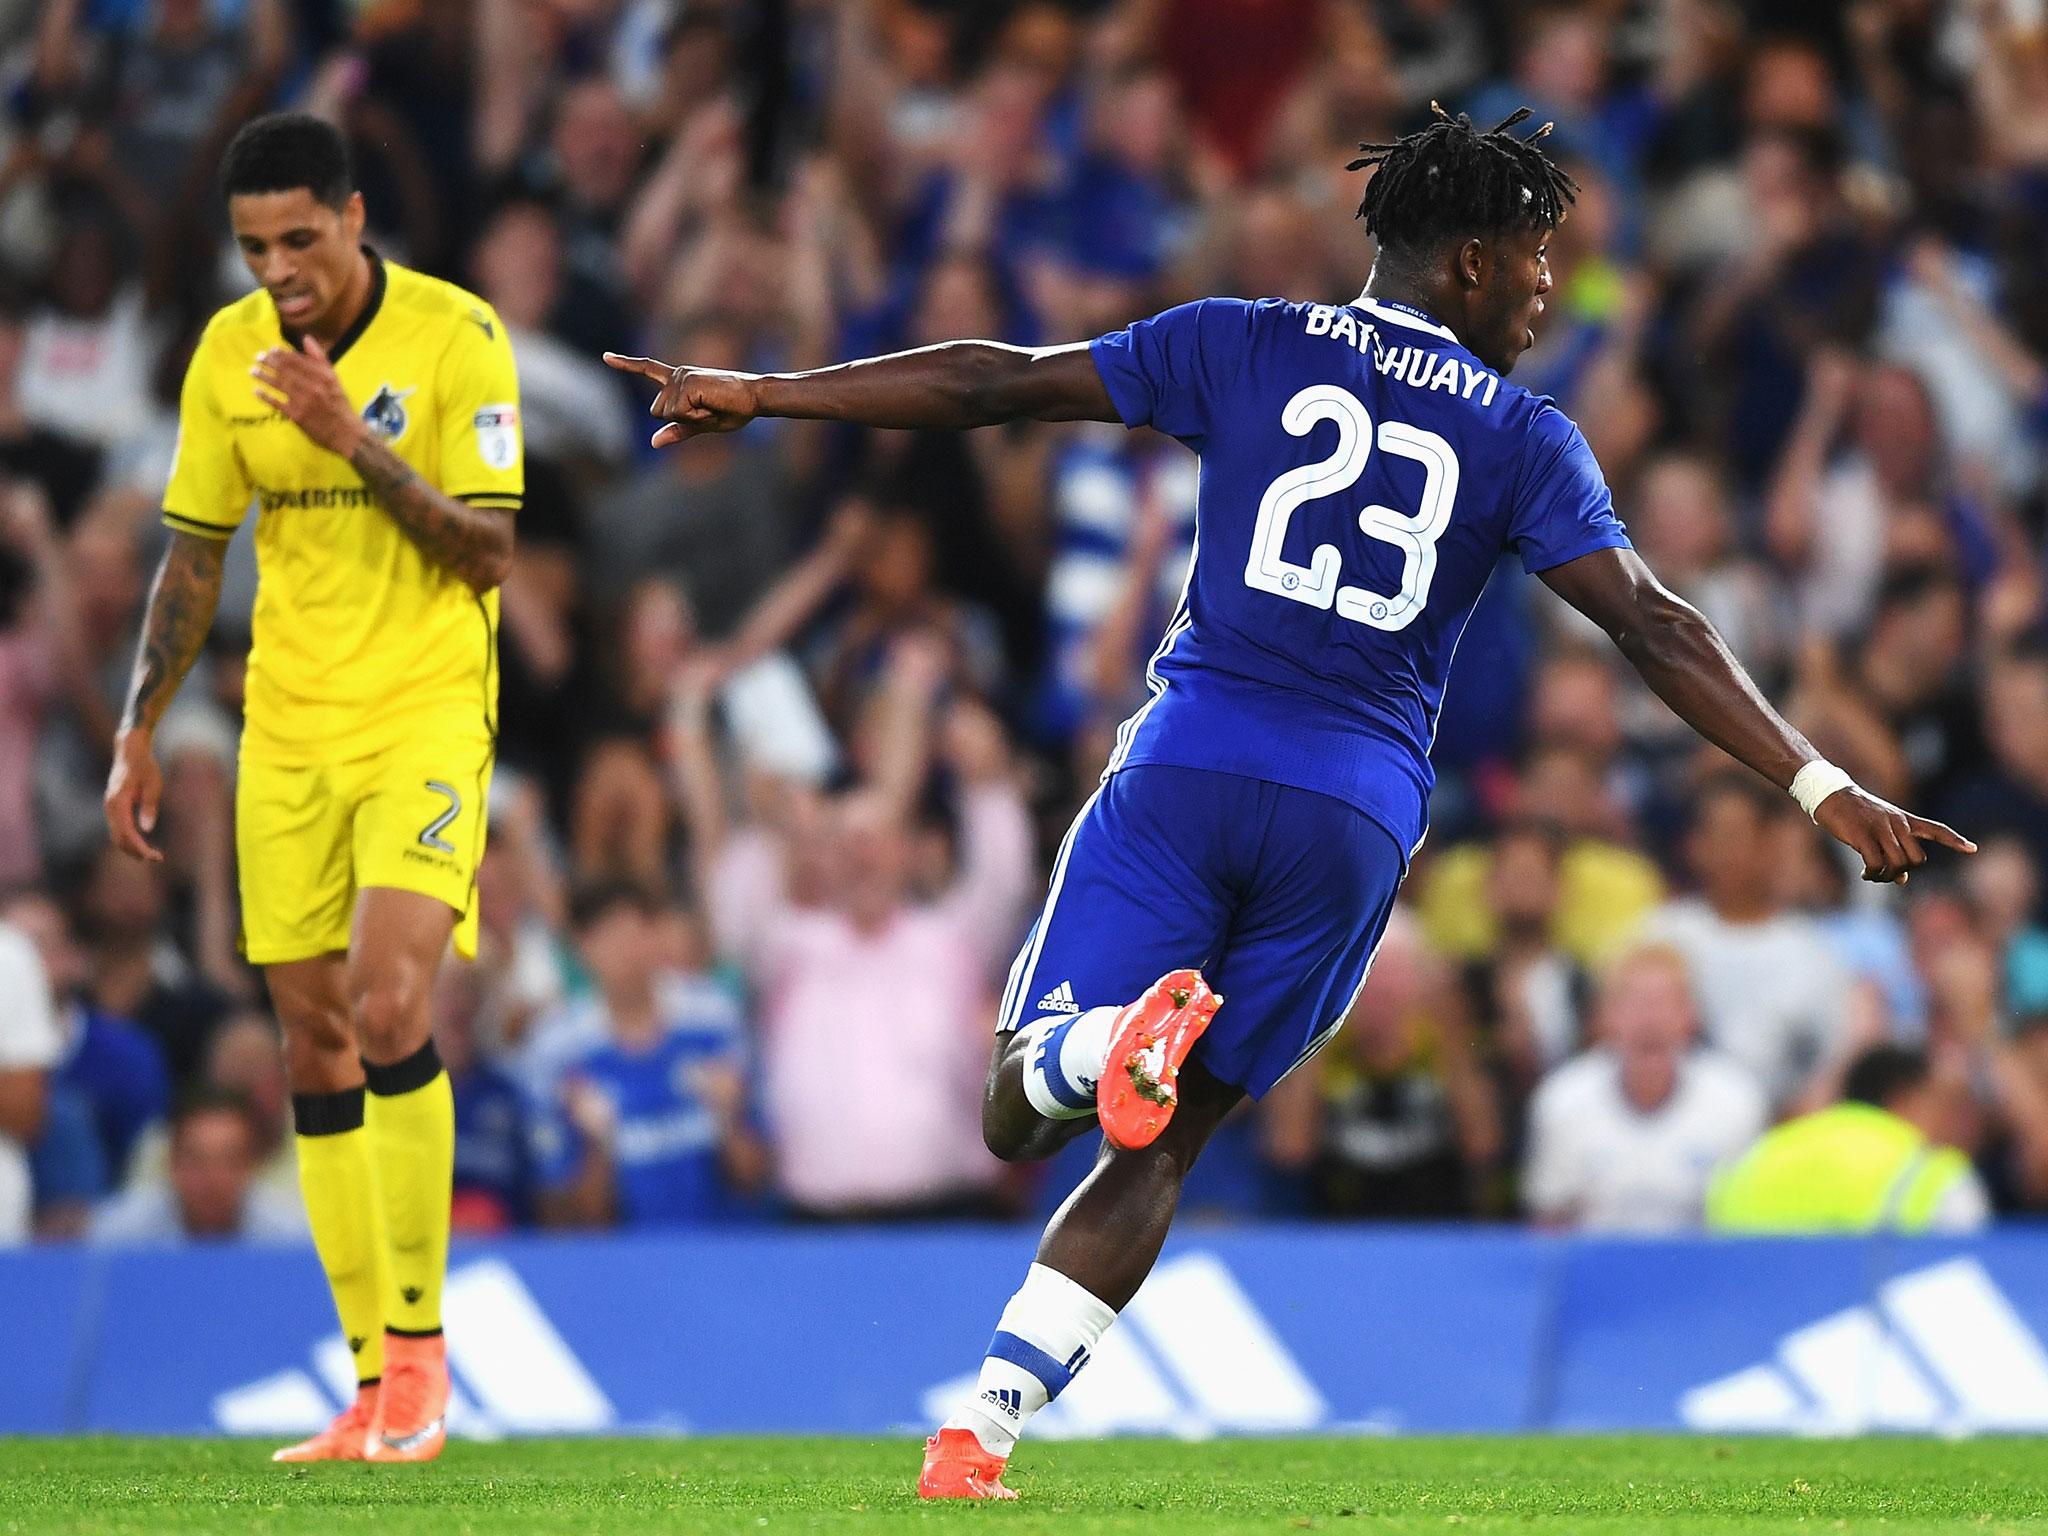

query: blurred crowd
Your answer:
[2,0,2048,1245]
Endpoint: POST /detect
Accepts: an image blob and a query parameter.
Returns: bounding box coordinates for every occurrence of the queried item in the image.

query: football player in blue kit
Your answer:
[607,107,1973,1498]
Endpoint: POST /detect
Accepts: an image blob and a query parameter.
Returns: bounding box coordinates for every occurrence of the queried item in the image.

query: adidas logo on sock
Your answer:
[1037,981,1081,1014]
[980,1387,1023,1419]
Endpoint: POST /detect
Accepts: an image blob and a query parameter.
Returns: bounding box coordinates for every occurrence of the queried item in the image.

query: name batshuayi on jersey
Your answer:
[161,252,523,765]
[1088,295,1630,861]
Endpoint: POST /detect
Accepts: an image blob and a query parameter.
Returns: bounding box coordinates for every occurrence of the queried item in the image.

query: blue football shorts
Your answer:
[996,763,1407,1097]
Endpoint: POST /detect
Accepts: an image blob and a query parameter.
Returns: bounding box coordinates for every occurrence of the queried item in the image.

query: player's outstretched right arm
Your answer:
[105,530,226,863]
[1542,545,1975,884]
[603,340,1119,447]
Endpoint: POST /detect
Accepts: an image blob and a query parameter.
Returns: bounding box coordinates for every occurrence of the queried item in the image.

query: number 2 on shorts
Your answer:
[418,780,462,853]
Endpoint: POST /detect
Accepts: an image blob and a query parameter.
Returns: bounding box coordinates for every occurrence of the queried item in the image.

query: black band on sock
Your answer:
[357,1375,382,1389]
[292,1086,366,1137]
[386,1325,444,1340]
[363,1039,444,1097]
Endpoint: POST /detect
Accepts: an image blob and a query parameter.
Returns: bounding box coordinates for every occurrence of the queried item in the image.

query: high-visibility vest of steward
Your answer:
[1706,1101,1976,1233]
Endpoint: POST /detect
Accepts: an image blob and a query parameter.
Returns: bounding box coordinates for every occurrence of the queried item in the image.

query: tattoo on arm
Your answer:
[347,436,513,593]
[121,531,226,733]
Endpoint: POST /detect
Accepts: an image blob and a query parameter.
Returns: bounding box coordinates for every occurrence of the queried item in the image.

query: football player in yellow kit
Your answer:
[103,113,522,1463]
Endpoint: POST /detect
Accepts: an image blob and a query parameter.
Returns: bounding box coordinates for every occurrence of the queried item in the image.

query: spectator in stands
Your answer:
[1524,944,1765,1231]
[89,1088,304,1244]
[1419,743,1663,972]
[0,481,101,888]
[115,1007,304,1231]
[702,491,1008,750]
[1456,819,1588,1089]
[434,960,537,1234]
[1768,350,1977,646]
[14,500,143,877]
[1775,813,1924,1045]
[806,501,1008,741]
[1152,0,1319,177]
[857,252,1044,680]
[568,576,689,888]
[3,889,167,1233]
[338,0,485,274]
[495,461,591,809]
[1624,451,1782,687]
[1844,566,1982,807]
[0,915,59,1246]
[1991,1017,2048,1213]
[466,775,570,1055]
[1942,639,2048,915]
[197,1011,298,1214]
[1708,1046,1992,1234]
[1466,6,1634,205]
[529,882,764,1229]
[1794,564,1982,809]
[469,195,631,474]
[685,639,1032,1220]
[1040,432,1197,769]
[1269,907,1499,1220]
[30,0,287,220]
[1523,648,1643,818]
[15,209,156,454]
[1964,838,2048,1019]
[0,294,102,527]
[584,316,794,636]
[1905,898,2048,1213]
[70,842,233,1087]
[1696,127,1883,496]
[527,75,643,358]
[1644,774,1851,1113]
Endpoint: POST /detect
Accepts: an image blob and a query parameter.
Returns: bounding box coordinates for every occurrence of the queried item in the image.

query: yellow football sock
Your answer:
[364,1040,455,1335]
[292,1088,389,1384]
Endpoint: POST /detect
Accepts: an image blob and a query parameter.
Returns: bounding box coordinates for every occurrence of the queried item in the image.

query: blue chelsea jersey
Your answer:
[1088,295,1631,859]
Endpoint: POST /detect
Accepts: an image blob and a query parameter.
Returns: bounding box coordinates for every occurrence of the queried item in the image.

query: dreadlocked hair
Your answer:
[1349,104,1577,259]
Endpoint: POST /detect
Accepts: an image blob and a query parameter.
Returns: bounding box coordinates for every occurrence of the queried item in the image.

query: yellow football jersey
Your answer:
[164,252,522,764]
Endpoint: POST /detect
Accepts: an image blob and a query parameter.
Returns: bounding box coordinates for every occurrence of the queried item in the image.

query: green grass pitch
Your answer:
[0,1436,2041,1535]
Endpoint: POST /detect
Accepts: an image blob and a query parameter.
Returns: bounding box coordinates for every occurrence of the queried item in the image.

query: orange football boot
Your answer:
[271,1382,378,1462]
[917,1427,1017,1500]
[364,1332,449,1462]
[1096,968,1221,1151]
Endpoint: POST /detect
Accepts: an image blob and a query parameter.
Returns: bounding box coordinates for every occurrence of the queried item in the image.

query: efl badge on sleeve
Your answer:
[473,404,520,471]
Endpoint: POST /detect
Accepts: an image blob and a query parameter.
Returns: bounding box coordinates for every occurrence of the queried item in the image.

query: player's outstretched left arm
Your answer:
[252,338,512,593]
[603,339,1119,447]
[1542,546,1975,883]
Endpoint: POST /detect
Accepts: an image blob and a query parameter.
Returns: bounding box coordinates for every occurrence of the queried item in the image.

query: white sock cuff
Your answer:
[1062,1006,1119,1078]
[1017,1014,1102,1121]
[1009,1262,1117,1341]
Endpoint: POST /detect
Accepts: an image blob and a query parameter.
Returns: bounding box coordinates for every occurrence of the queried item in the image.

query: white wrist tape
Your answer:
[1789,759,1856,821]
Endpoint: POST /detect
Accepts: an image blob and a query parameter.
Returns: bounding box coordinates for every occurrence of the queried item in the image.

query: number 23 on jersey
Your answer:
[1244,384,1460,633]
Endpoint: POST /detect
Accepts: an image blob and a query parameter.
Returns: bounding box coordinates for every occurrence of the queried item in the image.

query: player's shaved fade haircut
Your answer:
[1349,104,1577,258]
[221,112,355,210]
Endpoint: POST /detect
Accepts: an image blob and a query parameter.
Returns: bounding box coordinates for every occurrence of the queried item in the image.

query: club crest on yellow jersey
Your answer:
[363,383,416,443]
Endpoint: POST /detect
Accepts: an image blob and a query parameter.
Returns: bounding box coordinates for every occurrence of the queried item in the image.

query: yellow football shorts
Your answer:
[236,734,494,966]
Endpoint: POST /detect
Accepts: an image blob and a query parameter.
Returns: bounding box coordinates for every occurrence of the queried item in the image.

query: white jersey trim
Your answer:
[1105,525,1201,777]
[1353,295,1461,344]
[997,786,1104,1033]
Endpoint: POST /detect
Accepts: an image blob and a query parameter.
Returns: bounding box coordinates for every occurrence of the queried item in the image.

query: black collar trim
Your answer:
[293,247,386,363]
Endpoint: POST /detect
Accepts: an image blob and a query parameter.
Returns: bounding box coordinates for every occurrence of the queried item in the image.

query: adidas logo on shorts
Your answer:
[1036,981,1081,1014]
